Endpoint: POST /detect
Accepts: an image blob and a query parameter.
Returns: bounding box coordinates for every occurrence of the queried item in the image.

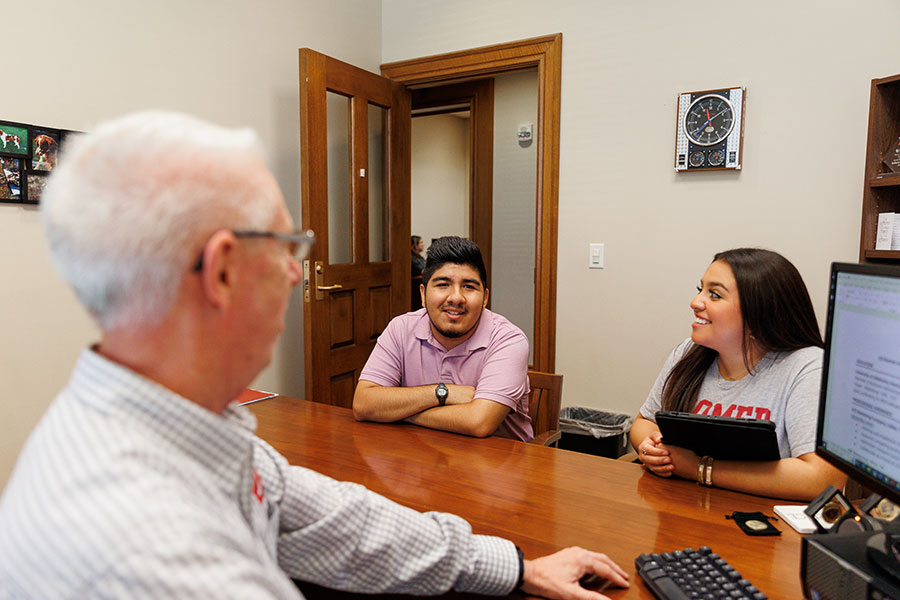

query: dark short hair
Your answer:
[422,236,488,288]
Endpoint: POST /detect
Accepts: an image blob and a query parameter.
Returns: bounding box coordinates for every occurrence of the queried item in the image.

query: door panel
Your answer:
[326,91,352,265]
[367,103,388,263]
[300,49,411,408]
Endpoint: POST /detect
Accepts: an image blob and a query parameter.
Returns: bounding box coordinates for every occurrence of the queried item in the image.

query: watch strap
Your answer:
[515,545,525,590]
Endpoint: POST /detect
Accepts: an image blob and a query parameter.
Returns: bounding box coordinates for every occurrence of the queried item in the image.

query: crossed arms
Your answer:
[353,381,511,438]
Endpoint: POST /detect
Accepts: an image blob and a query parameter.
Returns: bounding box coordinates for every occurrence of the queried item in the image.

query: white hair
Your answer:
[42,111,280,330]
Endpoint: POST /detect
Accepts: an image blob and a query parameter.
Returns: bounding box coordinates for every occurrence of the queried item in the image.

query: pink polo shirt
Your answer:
[359,308,533,441]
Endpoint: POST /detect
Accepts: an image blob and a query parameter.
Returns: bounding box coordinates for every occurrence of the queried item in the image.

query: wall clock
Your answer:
[674,87,745,172]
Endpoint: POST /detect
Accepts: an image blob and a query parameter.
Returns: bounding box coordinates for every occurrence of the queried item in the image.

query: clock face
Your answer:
[684,94,735,146]
[689,151,705,168]
[708,149,725,167]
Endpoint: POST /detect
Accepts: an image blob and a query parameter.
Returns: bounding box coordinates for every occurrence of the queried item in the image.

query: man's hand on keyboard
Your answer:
[520,546,629,599]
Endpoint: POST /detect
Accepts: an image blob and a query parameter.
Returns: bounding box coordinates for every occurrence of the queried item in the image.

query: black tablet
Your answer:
[655,411,780,461]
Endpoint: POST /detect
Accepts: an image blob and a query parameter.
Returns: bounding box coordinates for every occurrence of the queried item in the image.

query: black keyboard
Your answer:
[635,546,767,600]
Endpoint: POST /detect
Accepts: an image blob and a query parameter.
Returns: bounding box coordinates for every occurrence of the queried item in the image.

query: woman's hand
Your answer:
[636,431,675,477]
[665,444,702,481]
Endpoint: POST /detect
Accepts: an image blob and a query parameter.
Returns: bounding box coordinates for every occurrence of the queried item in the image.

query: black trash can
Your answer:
[558,407,634,459]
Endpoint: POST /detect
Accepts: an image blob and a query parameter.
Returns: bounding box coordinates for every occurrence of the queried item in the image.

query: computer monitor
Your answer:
[816,261,900,507]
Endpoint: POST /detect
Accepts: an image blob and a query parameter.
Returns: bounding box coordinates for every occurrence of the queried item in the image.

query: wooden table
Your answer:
[249,397,803,599]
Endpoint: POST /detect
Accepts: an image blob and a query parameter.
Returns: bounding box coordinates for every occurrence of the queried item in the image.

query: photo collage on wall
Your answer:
[0,120,77,205]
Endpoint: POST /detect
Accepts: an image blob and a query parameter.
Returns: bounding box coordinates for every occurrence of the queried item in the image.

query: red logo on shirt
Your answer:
[252,468,265,503]
[694,400,771,420]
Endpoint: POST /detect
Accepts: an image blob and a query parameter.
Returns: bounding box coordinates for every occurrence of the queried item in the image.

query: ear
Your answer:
[198,229,239,310]
[419,283,426,307]
[482,287,489,308]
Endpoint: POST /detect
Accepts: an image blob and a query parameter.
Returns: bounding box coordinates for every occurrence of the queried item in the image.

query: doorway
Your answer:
[382,33,561,372]
[410,70,538,363]
[298,35,561,407]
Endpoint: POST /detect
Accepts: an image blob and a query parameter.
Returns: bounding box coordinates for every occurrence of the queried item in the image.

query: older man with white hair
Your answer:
[0,111,628,599]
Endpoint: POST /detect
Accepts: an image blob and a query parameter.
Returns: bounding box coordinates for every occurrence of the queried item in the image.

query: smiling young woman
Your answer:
[628,248,846,501]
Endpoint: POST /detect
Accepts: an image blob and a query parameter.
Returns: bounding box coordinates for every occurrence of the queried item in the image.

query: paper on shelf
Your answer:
[876,212,895,250]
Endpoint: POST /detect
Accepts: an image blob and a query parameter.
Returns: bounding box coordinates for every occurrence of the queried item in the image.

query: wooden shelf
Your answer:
[875,73,900,86]
[870,174,900,187]
[864,249,900,260]
[860,74,900,263]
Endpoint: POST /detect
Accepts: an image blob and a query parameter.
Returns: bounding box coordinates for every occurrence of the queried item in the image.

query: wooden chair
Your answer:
[526,370,563,447]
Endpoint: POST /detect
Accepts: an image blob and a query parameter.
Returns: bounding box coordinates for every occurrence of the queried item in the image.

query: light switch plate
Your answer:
[589,243,604,269]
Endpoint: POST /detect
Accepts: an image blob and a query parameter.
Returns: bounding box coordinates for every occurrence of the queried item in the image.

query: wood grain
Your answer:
[299,49,411,407]
[251,396,804,599]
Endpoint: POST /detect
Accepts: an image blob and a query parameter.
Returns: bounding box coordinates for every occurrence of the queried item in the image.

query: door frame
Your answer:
[381,33,562,372]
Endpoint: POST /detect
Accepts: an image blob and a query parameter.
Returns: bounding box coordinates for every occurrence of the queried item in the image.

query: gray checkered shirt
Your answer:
[0,349,519,598]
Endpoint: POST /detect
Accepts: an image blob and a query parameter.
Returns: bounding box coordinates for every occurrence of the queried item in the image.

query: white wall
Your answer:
[411,114,470,245]
[0,0,382,489]
[383,0,891,414]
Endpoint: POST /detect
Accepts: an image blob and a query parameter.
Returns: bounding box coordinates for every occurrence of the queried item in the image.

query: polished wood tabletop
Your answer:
[249,397,803,599]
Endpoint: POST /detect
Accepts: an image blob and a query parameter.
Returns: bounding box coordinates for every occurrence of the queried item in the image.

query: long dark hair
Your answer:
[661,248,823,412]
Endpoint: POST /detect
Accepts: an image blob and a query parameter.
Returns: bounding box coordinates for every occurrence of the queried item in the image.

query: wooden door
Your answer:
[300,49,411,407]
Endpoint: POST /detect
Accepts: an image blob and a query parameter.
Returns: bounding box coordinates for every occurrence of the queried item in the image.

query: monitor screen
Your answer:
[817,262,900,505]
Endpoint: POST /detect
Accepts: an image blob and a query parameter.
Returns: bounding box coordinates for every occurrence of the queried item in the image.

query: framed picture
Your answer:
[0,122,29,158]
[31,128,60,172]
[0,157,23,203]
[25,171,48,204]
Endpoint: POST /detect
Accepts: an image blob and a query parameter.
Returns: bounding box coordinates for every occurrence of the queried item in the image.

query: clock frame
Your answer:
[675,87,745,172]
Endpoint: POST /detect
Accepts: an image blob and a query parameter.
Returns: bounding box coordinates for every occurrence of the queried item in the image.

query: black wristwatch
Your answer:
[515,545,525,590]
[435,383,449,406]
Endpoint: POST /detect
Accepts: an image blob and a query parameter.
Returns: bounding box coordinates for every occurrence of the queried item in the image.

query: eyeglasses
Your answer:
[192,229,316,272]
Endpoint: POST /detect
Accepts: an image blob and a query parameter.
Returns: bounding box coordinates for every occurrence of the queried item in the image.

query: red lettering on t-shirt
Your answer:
[695,399,713,415]
[735,405,755,418]
[693,401,767,420]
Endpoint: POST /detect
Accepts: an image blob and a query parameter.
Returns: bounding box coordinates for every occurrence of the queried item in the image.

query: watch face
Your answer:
[689,151,705,168]
[708,149,725,167]
[684,94,735,146]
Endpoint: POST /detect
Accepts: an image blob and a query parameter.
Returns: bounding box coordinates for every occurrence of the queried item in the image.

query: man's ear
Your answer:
[198,229,238,310]
[482,287,489,308]
[420,282,426,307]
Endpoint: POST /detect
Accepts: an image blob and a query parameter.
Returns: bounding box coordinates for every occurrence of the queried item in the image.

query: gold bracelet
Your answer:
[697,456,710,484]
[704,457,714,486]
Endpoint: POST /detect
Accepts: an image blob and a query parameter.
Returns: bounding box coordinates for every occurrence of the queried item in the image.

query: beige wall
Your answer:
[411,114,471,245]
[491,71,538,358]
[0,0,382,489]
[383,0,892,415]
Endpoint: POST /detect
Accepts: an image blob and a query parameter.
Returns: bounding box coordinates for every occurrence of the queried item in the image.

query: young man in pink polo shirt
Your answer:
[353,236,534,441]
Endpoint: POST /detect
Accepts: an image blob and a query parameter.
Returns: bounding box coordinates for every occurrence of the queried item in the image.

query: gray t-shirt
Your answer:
[639,338,823,459]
